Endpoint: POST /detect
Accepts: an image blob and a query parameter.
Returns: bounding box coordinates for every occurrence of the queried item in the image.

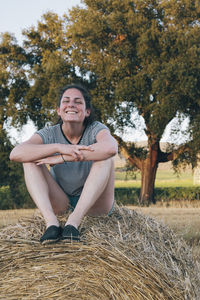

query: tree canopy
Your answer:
[67,0,200,138]
[65,0,200,203]
[0,12,81,129]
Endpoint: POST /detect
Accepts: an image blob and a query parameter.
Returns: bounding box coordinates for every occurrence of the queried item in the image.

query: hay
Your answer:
[0,205,199,299]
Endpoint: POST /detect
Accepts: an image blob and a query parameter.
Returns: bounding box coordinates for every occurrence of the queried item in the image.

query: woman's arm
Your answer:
[10,134,59,162]
[62,129,118,162]
[10,133,94,163]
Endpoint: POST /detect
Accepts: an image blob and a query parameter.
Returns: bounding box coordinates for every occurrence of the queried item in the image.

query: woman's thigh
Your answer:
[87,158,115,216]
[41,165,70,214]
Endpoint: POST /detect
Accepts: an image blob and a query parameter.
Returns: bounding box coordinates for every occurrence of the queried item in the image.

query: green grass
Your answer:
[115,180,141,188]
[115,168,194,188]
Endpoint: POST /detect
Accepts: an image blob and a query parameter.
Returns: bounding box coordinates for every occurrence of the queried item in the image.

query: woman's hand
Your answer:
[35,154,79,166]
[35,155,64,166]
[59,144,94,161]
[35,144,95,166]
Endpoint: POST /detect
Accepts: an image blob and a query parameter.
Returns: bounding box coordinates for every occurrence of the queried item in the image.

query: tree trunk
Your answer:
[140,157,158,205]
[114,133,175,205]
[139,141,159,205]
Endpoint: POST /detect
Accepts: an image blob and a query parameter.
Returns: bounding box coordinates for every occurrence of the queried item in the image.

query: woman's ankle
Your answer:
[64,213,81,229]
[46,219,59,229]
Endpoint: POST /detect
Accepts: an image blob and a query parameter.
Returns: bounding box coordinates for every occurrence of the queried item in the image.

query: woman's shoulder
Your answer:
[36,124,61,143]
[84,121,109,143]
[87,121,108,131]
[37,124,60,134]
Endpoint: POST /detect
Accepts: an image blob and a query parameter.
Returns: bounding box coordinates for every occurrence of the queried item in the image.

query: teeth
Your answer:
[66,111,77,114]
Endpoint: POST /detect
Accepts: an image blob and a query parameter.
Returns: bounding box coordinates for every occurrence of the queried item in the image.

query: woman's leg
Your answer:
[23,163,69,228]
[65,158,115,228]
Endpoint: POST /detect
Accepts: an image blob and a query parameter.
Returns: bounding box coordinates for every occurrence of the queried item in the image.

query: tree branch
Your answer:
[113,134,142,170]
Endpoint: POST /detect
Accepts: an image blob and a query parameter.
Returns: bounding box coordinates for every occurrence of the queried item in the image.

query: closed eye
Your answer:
[62,97,83,104]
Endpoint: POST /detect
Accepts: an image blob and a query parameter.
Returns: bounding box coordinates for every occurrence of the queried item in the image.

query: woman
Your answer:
[10,84,118,243]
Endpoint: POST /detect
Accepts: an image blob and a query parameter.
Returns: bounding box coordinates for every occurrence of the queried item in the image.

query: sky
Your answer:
[0,0,81,44]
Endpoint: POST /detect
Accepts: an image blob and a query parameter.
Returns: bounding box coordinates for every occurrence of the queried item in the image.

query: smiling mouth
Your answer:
[66,111,77,114]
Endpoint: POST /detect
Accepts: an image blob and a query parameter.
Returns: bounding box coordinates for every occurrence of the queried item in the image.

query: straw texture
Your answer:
[0,205,199,299]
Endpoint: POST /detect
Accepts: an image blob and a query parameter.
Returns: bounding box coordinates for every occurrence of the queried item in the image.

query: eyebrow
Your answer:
[63,96,83,100]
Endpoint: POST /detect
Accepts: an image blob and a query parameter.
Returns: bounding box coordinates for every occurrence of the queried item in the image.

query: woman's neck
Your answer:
[61,123,85,144]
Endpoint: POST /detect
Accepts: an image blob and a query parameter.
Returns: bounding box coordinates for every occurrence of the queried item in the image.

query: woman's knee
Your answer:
[23,162,37,170]
[92,157,114,169]
[23,162,46,172]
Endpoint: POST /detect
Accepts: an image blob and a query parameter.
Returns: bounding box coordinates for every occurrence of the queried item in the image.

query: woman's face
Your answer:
[57,88,90,124]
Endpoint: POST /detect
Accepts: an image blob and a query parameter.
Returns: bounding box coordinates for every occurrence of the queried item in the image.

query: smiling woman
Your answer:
[9,83,118,243]
[58,88,91,127]
[57,84,95,127]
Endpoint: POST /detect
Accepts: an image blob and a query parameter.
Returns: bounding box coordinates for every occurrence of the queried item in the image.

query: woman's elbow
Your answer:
[107,144,118,157]
[9,153,17,162]
[9,149,22,162]
[9,150,15,161]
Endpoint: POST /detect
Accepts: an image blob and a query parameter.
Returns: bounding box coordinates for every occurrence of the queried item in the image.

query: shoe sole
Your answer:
[61,236,80,242]
[40,237,61,245]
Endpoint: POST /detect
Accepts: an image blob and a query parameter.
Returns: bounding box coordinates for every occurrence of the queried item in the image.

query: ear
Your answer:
[86,109,91,117]
[57,107,61,116]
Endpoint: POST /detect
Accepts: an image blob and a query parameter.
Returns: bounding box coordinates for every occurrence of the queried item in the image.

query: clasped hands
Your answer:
[35,144,94,166]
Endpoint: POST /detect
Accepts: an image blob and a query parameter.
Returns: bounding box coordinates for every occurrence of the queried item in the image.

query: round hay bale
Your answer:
[0,205,199,299]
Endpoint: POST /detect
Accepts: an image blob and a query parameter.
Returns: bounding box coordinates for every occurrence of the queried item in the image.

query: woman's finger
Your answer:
[36,161,44,165]
[73,149,84,160]
[76,145,94,151]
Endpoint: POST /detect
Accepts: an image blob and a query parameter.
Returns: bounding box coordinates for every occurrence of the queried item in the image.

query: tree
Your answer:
[0,127,31,209]
[66,0,200,204]
[0,12,81,130]
[0,13,78,207]
[0,32,29,127]
[0,33,31,207]
[21,12,79,127]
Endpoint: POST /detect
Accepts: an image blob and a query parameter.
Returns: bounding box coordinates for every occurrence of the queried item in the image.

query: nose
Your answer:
[67,100,75,107]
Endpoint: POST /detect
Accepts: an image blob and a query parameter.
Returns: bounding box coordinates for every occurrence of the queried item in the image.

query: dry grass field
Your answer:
[0,208,37,228]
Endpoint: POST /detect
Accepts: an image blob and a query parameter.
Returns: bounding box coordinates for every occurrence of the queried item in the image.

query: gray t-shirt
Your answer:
[36,121,109,196]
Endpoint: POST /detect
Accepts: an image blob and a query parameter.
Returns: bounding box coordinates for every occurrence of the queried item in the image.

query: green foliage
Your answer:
[1,184,200,209]
[115,187,140,205]
[0,128,33,209]
[0,33,29,127]
[0,184,34,209]
[115,186,200,206]
[8,162,34,209]
[1,0,199,145]
[0,186,13,209]
[0,129,13,186]
[0,12,82,129]
[154,187,200,202]
[66,0,200,203]
[67,0,200,144]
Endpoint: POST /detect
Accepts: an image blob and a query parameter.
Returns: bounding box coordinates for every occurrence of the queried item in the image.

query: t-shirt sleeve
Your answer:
[36,127,54,144]
[89,121,109,143]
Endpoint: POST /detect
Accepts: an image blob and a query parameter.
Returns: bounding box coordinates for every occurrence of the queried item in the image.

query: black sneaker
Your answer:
[40,225,62,244]
[62,225,80,241]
